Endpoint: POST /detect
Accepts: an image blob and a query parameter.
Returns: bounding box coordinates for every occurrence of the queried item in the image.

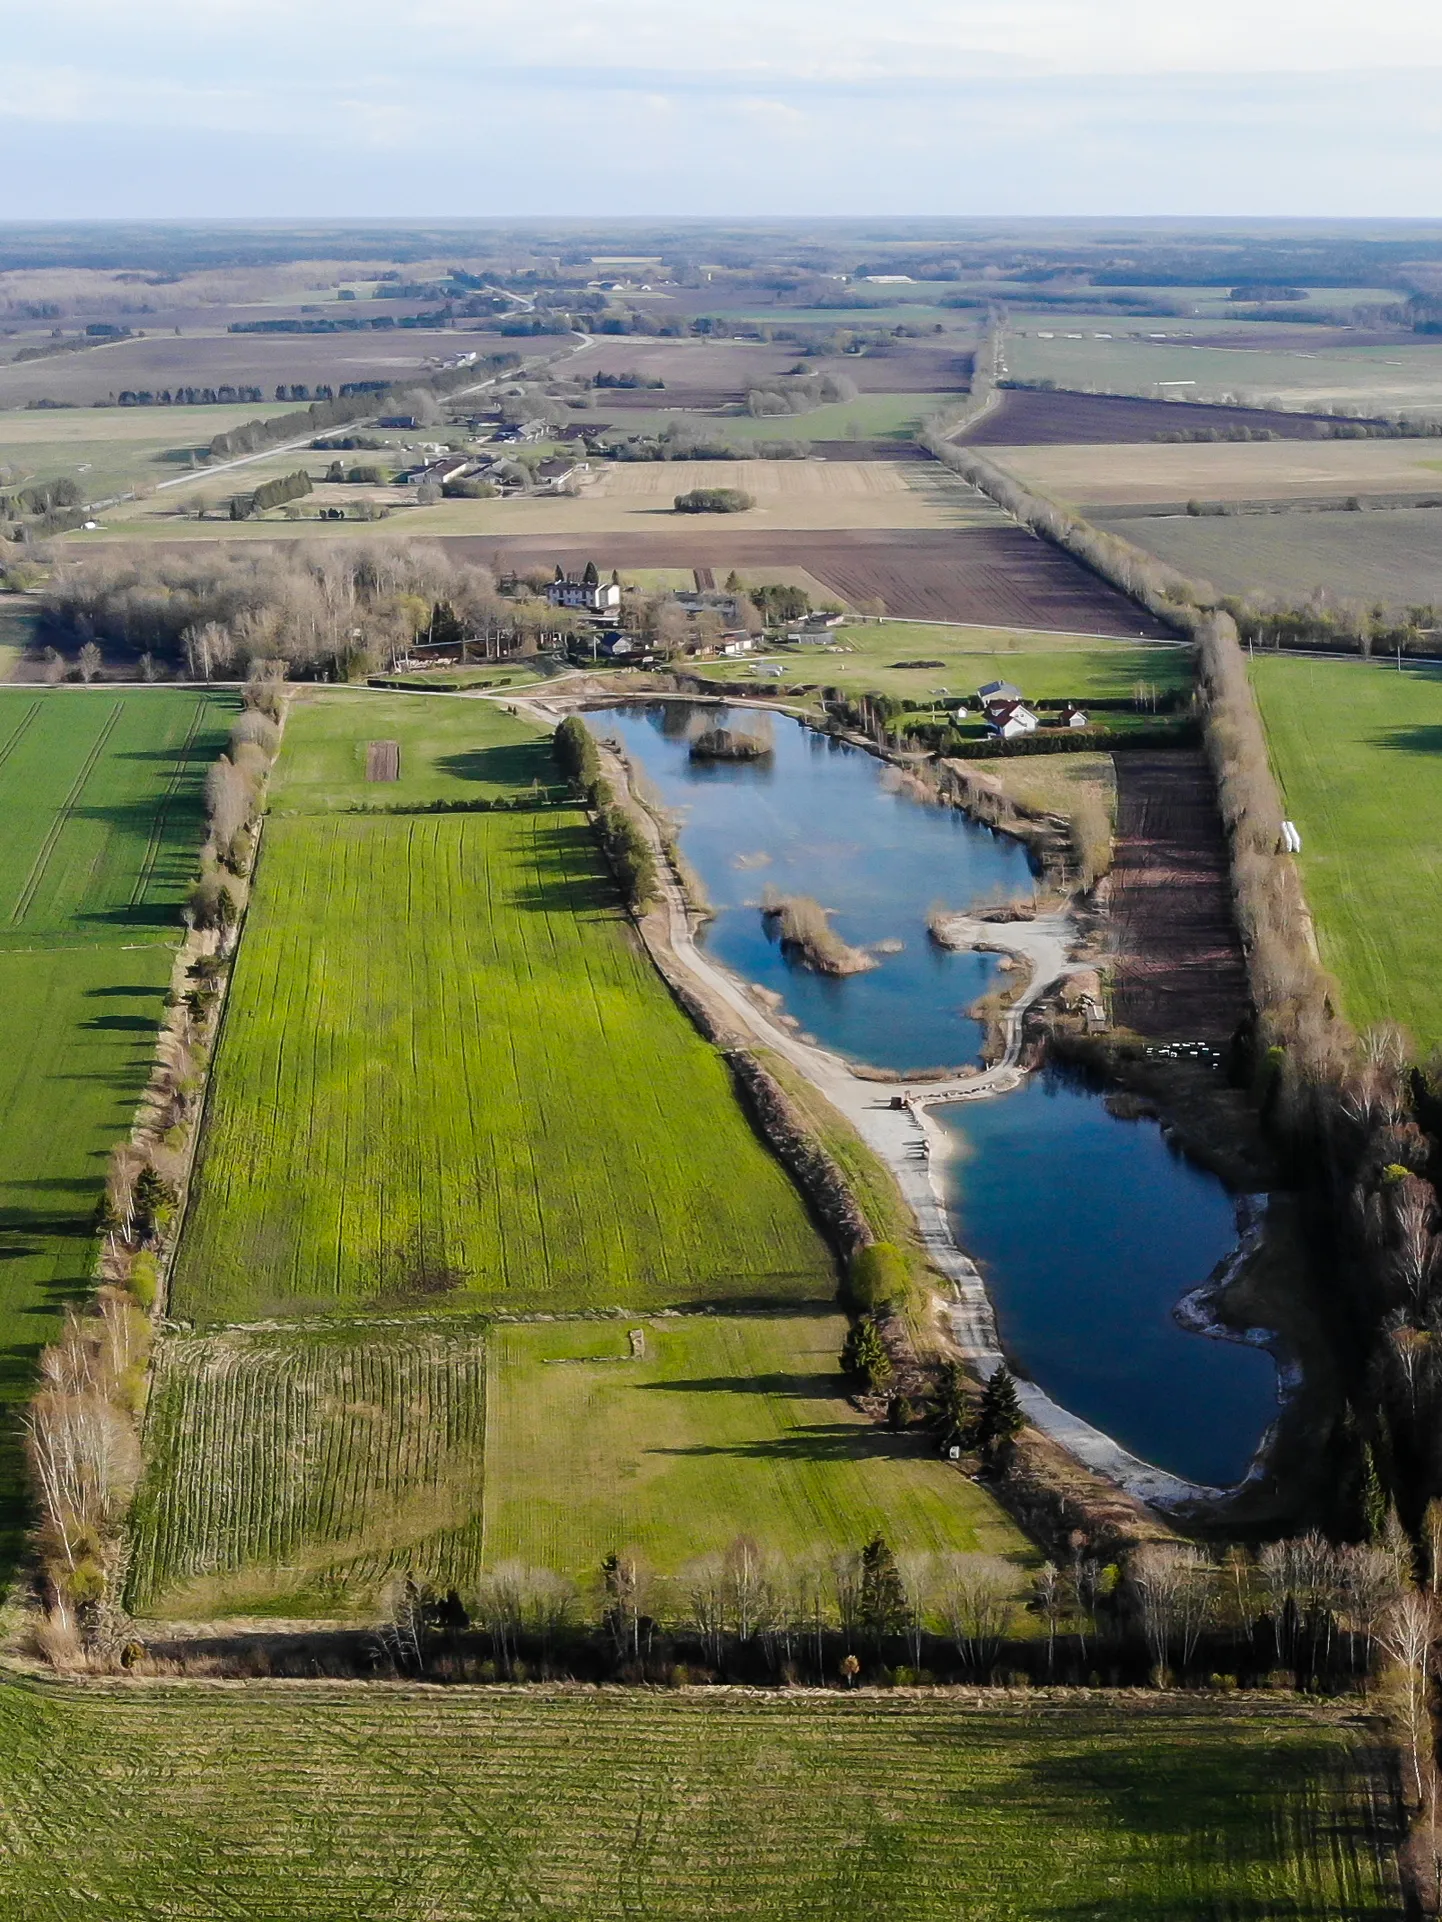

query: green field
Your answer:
[1252,654,1442,1049]
[0,688,232,1557]
[0,401,294,502]
[604,393,936,444]
[127,1311,1029,1616]
[1112,506,1442,606]
[175,700,832,1321]
[697,620,1191,707]
[483,1312,1027,1581]
[0,1683,1400,1918]
[269,687,555,811]
[128,1319,489,1617]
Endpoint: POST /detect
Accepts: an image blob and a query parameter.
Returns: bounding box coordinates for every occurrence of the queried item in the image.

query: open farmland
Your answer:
[0,1682,1401,1919]
[483,1312,1027,1580]
[1004,328,1442,414]
[0,328,494,409]
[0,399,294,501]
[443,529,1178,634]
[0,688,232,1559]
[959,387,1355,446]
[986,437,1442,509]
[127,1310,1030,1615]
[1109,504,1442,606]
[1251,655,1442,1051]
[1107,752,1252,1040]
[695,619,1189,706]
[0,596,37,677]
[128,1320,489,1618]
[174,704,831,1322]
[270,687,552,811]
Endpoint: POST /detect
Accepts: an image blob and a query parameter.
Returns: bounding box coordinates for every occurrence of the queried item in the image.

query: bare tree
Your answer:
[937,1554,1015,1678]
[1380,1589,1438,1808]
[77,641,102,683]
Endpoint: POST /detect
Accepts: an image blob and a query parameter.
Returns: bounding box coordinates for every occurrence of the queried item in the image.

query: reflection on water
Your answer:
[587,702,1035,1072]
[937,1069,1278,1487]
[589,701,1277,1487]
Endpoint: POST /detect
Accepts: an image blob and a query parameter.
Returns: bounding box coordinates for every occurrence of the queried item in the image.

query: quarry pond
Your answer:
[589,700,1280,1488]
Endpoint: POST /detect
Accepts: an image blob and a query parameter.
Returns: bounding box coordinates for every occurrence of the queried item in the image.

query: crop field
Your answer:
[0,328,486,410]
[0,689,233,1559]
[1110,505,1442,605]
[483,1312,1028,1580]
[960,388,1350,446]
[696,619,1189,706]
[608,393,935,443]
[128,1320,489,1618]
[1251,654,1442,1051]
[174,807,831,1322]
[0,1682,1401,1918]
[127,1311,1028,1615]
[443,528,1179,633]
[1004,328,1442,414]
[0,400,297,501]
[987,437,1442,508]
[270,688,554,811]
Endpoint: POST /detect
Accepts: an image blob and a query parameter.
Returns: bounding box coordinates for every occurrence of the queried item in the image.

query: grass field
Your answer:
[482,1312,1027,1580]
[269,688,553,811]
[1112,505,1442,605]
[607,393,936,443]
[128,1319,489,1617]
[1252,654,1442,1051]
[0,688,233,1559]
[174,709,832,1321]
[0,1682,1401,1918]
[988,438,1442,508]
[0,400,294,501]
[697,620,1191,707]
[127,1310,1030,1614]
[1004,328,1442,414]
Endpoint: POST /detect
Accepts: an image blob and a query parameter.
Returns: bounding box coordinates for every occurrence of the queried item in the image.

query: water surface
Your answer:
[937,1070,1278,1487]
[589,702,1035,1072]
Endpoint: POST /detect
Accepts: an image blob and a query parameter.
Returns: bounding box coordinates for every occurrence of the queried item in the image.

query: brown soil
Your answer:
[365,739,400,781]
[445,528,1174,635]
[1107,750,1250,1040]
[959,389,1358,447]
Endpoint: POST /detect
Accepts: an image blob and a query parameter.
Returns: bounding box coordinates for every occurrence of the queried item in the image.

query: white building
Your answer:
[547,562,622,614]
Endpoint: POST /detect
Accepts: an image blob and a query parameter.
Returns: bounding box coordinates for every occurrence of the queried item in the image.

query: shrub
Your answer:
[673,488,754,514]
[848,1242,912,1312]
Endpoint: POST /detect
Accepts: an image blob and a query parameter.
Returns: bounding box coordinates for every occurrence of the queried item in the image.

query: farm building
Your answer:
[986,700,1040,740]
[978,679,1023,706]
[535,456,586,492]
[547,562,622,614]
[1059,703,1090,729]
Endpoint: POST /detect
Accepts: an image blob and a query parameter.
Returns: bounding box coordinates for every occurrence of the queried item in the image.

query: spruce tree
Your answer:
[977,1365,1024,1461]
[859,1535,907,1640]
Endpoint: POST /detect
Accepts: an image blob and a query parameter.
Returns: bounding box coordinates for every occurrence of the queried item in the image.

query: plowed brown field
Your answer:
[1108,751,1250,1039]
[448,528,1173,634]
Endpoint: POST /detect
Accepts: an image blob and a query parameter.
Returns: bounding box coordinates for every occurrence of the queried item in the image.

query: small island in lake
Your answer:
[689,723,773,763]
[761,889,877,976]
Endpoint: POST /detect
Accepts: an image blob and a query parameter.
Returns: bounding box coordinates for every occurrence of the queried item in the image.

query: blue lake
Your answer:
[588,702,1036,1073]
[590,702,1279,1486]
[937,1071,1279,1488]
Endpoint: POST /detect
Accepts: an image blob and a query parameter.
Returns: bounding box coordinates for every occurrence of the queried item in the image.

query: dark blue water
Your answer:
[592,702,1278,1486]
[588,703,1036,1072]
[937,1070,1279,1487]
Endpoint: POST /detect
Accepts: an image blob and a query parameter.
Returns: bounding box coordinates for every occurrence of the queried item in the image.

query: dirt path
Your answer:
[504,689,1222,1510]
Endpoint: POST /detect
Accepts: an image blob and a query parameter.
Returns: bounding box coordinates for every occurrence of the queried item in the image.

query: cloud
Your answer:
[3,3,1442,216]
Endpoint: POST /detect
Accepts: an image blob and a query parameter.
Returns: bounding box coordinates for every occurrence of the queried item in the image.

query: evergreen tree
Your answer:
[859,1536,907,1640]
[840,1316,892,1392]
[935,1360,972,1450]
[977,1365,1024,1462]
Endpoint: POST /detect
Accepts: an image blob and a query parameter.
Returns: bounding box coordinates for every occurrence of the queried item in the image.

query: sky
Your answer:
[4,0,1441,219]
